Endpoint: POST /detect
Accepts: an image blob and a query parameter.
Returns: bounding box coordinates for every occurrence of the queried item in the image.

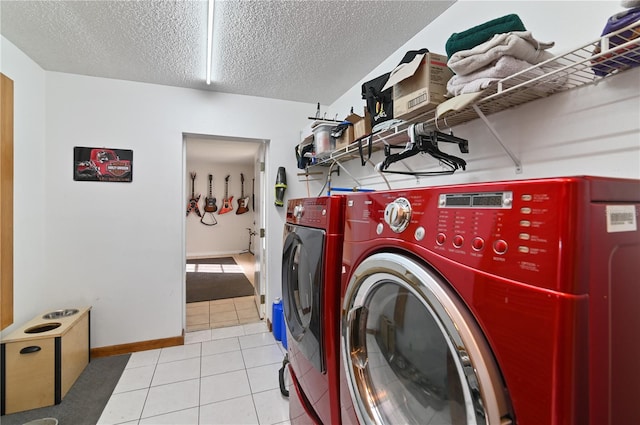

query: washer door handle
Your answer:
[19,346,42,354]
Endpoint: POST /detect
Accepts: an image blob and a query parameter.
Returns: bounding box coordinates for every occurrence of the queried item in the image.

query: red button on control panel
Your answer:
[493,239,508,255]
[453,235,464,248]
[472,237,485,251]
[436,233,446,245]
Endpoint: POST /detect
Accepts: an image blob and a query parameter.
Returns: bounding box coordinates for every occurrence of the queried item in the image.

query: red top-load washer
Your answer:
[339,176,640,425]
[283,196,344,425]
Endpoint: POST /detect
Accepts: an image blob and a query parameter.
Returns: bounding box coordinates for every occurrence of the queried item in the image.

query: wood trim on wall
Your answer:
[90,332,185,358]
[0,73,14,331]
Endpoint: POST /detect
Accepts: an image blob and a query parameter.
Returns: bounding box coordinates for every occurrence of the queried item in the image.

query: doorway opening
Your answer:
[183,134,267,332]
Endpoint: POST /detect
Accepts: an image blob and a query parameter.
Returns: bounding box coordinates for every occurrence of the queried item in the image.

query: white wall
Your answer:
[316,1,640,193]
[185,160,257,257]
[42,74,307,347]
[1,39,309,347]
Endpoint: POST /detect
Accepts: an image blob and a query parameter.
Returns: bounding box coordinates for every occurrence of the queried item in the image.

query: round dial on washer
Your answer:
[293,205,304,219]
[384,197,412,233]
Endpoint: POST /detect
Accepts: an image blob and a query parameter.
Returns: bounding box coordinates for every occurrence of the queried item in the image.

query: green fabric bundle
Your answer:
[445,14,526,59]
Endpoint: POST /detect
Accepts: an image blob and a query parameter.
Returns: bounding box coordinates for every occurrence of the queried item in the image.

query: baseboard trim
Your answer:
[90,332,185,358]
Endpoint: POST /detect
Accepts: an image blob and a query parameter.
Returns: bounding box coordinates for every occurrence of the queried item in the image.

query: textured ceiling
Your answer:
[0,0,454,105]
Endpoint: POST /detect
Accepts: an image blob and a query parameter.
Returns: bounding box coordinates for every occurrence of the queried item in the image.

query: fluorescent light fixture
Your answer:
[206,0,215,84]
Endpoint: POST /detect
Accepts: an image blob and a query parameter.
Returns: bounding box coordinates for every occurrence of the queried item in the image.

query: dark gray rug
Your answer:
[1,354,130,425]
[187,257,254,303]
[187,257,237,265]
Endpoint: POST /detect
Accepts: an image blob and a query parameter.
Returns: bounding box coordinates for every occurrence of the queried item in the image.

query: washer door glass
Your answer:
[343,253,511,425]
[282,224,325,370]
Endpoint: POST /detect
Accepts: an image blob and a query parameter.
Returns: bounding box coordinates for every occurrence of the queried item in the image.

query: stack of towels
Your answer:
[445,14,559,97]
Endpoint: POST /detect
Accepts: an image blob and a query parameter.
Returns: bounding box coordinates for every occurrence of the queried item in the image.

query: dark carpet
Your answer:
[187,257,237,265]
[187,257,254,303]
[1,354,130,425]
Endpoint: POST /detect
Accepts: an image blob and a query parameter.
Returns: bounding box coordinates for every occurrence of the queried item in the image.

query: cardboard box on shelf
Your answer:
[335,125,354,150]
[352,109,372,140]
[344,112,361,125]
[383,52,452,121]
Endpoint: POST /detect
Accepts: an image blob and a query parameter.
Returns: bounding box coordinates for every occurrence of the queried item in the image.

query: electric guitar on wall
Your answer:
[204,174,217,213]
[236,173,250,215]
[186,172,202,217]
[218,175,234,214]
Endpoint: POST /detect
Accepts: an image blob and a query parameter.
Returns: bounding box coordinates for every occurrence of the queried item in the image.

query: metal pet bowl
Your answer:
[42,309,79,320]
[25,322,62,334]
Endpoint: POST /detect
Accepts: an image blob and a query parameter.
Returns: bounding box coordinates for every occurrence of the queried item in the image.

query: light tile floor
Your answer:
[98,322,290,425]
[187,296,261,332]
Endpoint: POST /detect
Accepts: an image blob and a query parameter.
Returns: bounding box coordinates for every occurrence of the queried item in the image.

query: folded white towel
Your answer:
[447,56,537,96]
[448,31,555,76]
[447,55,567,97]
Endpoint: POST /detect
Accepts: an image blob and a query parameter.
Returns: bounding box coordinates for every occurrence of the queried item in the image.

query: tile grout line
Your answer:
[239,345,262,424]
[197,341,202,425]
[136,348,159,424]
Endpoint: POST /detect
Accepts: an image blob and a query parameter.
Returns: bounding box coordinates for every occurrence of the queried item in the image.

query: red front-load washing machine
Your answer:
[283,196,344,425]
[339,176,640,425]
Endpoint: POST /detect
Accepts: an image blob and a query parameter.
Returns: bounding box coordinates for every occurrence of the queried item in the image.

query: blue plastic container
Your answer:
[272,298,283,342]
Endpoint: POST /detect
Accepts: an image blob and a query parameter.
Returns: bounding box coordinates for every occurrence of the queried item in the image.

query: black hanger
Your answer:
[376,126,469,176]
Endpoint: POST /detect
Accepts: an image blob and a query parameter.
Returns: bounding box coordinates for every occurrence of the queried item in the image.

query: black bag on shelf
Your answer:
[361,48,430,128]
[361,72,393,128]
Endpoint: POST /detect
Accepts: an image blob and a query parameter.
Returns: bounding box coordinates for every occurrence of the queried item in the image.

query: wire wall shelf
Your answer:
[308,20,640,169]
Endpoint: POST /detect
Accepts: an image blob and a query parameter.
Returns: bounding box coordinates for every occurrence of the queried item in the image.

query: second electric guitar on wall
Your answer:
[200,173,218,226]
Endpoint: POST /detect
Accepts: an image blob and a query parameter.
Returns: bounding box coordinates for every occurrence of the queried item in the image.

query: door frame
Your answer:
[181,133,268,328]
[253,142,267,318]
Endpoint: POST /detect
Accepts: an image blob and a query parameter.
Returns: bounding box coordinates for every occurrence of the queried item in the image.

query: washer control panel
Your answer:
[344,179,593,291]
[433,189,548,266]
[286,198,327,226]
[286,196,344,233]
[435,191,514,256]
